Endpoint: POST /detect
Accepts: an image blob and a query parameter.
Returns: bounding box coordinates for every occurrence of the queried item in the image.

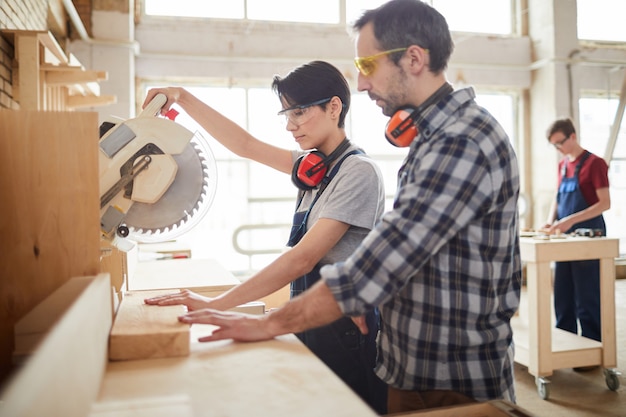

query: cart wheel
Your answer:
[604,369,621,391]
[535,377,551,400]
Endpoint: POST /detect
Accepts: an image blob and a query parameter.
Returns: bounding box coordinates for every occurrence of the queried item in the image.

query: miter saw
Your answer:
[99,93,217,250]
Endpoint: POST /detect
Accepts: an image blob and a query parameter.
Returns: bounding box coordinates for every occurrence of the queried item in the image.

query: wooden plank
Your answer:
[599,256,617,367]
[15,33,41,110]
[519,236,619,263]
[109,290,190,361]
[229,300,265,315]
[0,274,112,417]
[525,260,554,376]
[66,94,117,109]
[13,276,107,359]
[2,30,68,65]
[2,30,113,111]
[44,67,108,85]
[0,110,100,382]
[37,31,68,64]
[47,0,68,39]
[552,347,602,370]
[129,258,240,293]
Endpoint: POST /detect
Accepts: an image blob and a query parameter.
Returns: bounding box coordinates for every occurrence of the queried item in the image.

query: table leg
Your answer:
[527,261,553,377]
[599,258,617,368]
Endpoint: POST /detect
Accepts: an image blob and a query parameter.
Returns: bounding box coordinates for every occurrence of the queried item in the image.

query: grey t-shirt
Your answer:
[291,145,385,265]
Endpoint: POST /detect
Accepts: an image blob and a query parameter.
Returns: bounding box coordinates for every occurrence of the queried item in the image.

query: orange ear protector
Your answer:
[385,106,419,147]
[291,139,351,190]
[384,83,454,147]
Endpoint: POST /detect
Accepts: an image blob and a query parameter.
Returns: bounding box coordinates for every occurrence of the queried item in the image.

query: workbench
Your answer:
[94,326,378,416]
[0,273,378,417]
[512,236,620,399]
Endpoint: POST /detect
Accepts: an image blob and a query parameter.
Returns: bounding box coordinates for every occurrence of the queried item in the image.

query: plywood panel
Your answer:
[0,110,100,383]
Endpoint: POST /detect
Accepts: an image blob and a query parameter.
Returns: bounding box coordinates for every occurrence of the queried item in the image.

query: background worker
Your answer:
[173,1,522,414]
[543,117,610,354]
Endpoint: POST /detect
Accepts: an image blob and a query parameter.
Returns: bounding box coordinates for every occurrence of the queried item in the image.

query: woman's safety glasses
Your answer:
[354,47,407,76]
[278,97,332,126]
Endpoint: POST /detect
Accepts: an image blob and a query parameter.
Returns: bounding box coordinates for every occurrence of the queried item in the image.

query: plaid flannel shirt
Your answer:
[322,86,522,402]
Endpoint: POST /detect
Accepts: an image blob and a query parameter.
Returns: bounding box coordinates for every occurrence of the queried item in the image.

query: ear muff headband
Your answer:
[385,83,454,147]
[291,138,351,190]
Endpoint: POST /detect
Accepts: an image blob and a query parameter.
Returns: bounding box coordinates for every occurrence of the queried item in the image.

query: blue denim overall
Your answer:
[287,150,387,414]
[554,151,606,341]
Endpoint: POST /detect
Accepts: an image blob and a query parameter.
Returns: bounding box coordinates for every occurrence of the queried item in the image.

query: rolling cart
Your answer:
[512,236,621,399]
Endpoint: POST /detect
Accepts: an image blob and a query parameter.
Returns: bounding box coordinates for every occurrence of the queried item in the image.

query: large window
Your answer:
[144,0,515,35]
[577,0,626,42]
[144,1,243,19]
[143,83,517,271]
[579,97,626,253]
[144,0,341,22]
[144,85,295,273]
[138,0,520,270]
[431,0,513,35]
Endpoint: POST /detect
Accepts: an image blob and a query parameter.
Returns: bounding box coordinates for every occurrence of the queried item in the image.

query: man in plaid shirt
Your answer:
[179,0,521,413]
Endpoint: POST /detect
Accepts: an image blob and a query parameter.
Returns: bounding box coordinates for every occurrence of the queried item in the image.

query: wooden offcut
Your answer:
[109,291,190,361]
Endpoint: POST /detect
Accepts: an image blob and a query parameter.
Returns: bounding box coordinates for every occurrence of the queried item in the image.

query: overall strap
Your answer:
[561,150,591,179]
[317,149,364,196]
[574,151,591,178]
[304,149,364,213]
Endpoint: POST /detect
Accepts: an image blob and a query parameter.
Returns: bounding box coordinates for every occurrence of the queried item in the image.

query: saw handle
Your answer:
[139,93,168,118]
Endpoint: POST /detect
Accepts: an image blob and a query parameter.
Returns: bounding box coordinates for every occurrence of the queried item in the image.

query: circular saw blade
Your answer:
[124,132,217,242]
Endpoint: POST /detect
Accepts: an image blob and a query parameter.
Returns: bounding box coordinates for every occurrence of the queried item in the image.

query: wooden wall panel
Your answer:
[0,110,100,384]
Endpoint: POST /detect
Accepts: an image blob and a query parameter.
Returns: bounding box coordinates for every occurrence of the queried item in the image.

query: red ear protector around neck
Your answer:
[385,83,454,147]
[291,138,351,190]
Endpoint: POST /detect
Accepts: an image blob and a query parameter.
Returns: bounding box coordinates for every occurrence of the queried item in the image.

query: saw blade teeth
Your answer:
[125,132,217,243]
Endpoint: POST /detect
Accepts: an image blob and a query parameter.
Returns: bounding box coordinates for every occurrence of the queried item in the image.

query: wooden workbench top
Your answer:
[519,236,619,263]
[93,325,378,417]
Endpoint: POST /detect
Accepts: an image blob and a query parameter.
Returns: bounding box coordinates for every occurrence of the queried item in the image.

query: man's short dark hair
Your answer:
[353,0,454,74]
